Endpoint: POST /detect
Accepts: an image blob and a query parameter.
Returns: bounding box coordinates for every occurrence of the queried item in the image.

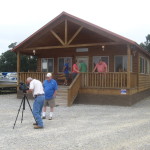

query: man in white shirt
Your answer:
[27,77,45,129]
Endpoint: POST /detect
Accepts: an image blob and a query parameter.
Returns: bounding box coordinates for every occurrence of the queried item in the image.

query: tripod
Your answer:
[13,92,36,129]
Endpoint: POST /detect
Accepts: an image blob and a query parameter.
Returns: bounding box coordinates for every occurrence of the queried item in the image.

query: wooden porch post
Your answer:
[17,51,20,87]
[127,45,131,88]
[65,19,67,45]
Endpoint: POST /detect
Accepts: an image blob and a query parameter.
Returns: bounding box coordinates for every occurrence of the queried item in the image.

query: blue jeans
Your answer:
[72,73,77,80]
[33,95,45,127]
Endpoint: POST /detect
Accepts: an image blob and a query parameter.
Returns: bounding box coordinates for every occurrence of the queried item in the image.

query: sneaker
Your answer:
[42,116,46,119]
[49,117,52,120]
[34,125,43,129]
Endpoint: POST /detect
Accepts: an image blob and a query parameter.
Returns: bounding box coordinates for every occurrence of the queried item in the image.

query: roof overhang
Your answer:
[12,11,149,57]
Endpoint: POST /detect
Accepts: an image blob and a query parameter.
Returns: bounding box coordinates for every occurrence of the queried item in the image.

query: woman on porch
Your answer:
[72,60,80,80]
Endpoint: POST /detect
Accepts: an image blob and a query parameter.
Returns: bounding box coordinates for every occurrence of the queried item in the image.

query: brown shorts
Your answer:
[43,98,55,107]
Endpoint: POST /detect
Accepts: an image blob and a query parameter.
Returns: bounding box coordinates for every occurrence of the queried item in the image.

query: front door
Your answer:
[76,56,89,72]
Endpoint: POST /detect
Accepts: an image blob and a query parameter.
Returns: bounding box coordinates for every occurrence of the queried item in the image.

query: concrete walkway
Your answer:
[0,94,150,150]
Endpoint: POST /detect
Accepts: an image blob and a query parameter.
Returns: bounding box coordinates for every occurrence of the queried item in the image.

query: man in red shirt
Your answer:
[93,59,107,73]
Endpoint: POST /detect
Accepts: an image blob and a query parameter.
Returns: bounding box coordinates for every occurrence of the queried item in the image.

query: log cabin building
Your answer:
[13,12,150,106]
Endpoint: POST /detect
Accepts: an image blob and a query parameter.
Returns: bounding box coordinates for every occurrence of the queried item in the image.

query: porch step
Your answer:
[55,86,68,106]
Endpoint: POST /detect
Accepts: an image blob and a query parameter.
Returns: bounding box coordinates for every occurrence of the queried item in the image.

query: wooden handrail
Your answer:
[68,74,79,89]
[81,72,128,88]
[18,72,130,89]
[18,72,138,89]
[18,72,52,84]
[68,74,81,106]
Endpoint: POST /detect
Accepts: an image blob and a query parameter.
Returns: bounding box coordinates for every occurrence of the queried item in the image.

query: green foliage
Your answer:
[20,55,37,72]
[0,50,17,72]
[140,34,150,52]
[8,42,17,49]
[28,56,38,72]
[0,42,37,72]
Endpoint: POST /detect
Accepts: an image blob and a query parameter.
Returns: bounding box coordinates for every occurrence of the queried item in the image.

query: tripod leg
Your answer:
[21,98,25,123]
[13,98,24,129]
[25,95,37,123]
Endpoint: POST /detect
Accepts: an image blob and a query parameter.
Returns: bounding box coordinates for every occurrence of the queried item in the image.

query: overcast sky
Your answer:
[0,0,150,54]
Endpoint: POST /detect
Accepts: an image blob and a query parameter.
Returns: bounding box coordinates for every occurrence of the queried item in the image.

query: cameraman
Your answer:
[26,77,45,129]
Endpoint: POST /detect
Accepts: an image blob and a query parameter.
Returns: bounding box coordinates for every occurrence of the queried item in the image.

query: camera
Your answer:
[19,82,29,93]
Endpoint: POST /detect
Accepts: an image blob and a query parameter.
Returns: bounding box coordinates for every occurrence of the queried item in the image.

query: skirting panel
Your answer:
[75,88,150,106]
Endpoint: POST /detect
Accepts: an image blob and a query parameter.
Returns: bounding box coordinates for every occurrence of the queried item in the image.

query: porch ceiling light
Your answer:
[102,45,105,51]
[33,50,36,55]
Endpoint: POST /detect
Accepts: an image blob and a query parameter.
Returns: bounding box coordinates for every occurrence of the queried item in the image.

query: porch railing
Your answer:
[18,72,137,89]
[81,72,128,88]
[18,72,48,84]
[68,74,81,106]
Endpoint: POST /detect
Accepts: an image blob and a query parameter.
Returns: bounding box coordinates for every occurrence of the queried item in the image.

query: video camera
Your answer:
[19,82,29,93]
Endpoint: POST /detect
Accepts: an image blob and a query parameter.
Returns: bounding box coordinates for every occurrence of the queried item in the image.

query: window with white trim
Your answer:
[41,58,54,72]
[143,57,150,74]
[114,55,132,72]
[93,56,109,71]
[58,57,72,73]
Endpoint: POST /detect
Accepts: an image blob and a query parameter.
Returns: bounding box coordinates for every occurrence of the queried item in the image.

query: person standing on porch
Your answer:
[92,59,108,73]
[72,60,80,79]
[62,59,69,86]
[79,60,87,72]
[26,77,45,129]
[42,73,58,120]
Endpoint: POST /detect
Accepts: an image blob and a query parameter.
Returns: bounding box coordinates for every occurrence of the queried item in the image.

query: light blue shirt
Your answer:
[43,79,58,100]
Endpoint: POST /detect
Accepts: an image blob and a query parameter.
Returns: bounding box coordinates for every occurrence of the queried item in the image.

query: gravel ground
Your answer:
[0,94,150,150]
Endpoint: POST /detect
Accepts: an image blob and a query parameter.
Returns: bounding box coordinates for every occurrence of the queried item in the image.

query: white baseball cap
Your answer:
[46,73,52,77]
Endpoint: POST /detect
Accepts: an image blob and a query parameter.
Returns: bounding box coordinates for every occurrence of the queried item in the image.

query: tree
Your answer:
[0,42,37,72]
[27,56,37,72]
[140,34,150,52]
[0,42,17,72]
[20,55,37,72]
[0,50,17,72]
[8,42,17,49]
